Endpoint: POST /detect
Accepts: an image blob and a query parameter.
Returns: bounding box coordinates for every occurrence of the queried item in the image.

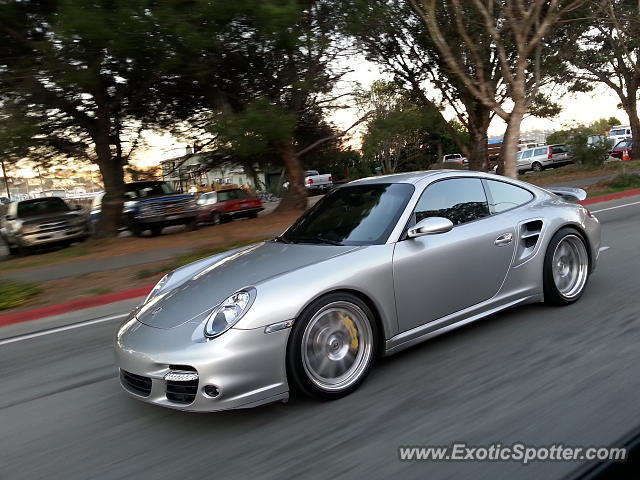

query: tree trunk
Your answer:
[275,142,308,212]
[466,105,491,171]
[499,105,526,178]
[625,94,640,161]
[94,137,125,238]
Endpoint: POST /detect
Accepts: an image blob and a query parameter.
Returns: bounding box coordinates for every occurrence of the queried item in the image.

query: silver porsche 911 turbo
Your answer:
[115,170,601,411]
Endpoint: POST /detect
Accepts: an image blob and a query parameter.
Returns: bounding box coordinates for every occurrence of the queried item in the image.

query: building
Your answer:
[160,151,268,193]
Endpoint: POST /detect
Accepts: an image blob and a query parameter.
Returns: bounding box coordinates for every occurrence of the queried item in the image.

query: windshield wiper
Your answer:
[273,235,293,244]
[291,235,343,246]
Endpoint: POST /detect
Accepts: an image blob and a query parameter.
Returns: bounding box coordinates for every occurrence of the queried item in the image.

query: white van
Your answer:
[607,125,632,144]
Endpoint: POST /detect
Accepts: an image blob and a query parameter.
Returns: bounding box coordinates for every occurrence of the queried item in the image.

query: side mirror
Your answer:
[407,217,454,238]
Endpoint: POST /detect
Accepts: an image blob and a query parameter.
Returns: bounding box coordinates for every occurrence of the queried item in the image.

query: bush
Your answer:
[0,281,41,310]
[566,129,609,167]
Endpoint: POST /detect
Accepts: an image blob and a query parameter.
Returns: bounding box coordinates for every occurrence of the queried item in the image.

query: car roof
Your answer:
[348,169,517,186]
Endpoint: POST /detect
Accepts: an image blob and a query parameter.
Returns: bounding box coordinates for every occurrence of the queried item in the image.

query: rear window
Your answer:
[551,145,568,154]
[17,197,70,218]
[217,189,250,201]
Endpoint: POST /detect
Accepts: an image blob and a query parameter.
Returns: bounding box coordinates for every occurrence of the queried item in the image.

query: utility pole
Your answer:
[0,157,10,198]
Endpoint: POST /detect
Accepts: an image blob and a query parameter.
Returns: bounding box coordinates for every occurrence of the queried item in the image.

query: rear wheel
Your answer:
[543,228,590,305]
[532,161,543,172]
[150,226,163,237]
[287,293,377,400]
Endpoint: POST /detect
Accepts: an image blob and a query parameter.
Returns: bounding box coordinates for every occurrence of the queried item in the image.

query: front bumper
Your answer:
[114,317,290,412]
[134,210,198,225]
[18,226,88,247]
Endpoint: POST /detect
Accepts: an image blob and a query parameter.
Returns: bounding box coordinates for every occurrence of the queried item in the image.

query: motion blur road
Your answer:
[1,196,639,479]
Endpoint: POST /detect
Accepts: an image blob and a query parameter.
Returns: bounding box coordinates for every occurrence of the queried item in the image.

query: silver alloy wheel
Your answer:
[552,234,589,299]
[301,301,373,392]
[532,162,542,172]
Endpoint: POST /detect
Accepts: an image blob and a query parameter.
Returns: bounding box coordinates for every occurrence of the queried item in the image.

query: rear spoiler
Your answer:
[546,187,587,202]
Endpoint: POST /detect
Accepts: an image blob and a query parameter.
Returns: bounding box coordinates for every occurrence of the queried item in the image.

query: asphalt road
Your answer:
[1,197,640,479]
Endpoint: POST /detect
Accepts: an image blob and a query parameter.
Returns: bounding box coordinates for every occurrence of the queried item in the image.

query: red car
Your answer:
[610,139,633,160]
[196,188,264,224]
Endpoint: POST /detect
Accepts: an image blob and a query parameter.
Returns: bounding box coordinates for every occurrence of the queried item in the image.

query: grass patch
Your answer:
[88,287,113,296]
[136,237,270,278]
[0,280,42,310]
[588,173,640,197]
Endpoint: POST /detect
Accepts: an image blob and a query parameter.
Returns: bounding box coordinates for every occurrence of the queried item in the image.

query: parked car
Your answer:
[442,153,469,166]
[609,139,634,160]
[0,196,10,205]
[516,144,573,173]
[196,188,263,224]
[304,170,333,193]
[1,196,88,255]
[89,181,199,236]
[115,171,600,411]
[607,125,632,145]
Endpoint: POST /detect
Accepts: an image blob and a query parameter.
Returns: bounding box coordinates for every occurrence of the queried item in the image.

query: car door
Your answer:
[519,149,533,169]
[393,177,516,332]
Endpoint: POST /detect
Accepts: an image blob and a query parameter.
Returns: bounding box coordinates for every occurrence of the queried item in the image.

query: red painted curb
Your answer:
[580,188,640,206]
[0,285,153,328]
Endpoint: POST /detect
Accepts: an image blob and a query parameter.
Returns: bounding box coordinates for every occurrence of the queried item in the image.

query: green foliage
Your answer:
[607,173,640,190]
[565,128,609,167]
[0,281,41,311]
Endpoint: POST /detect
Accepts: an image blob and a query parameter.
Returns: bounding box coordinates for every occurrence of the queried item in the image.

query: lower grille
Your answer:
[165,365,198,404]
[120,370,152,397]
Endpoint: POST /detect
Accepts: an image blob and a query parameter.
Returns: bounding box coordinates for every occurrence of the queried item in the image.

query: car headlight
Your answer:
[204,288,256,338]
[144,273,171,304]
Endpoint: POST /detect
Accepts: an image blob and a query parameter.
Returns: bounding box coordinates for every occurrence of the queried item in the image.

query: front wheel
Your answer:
[287,293,377,400]
[543,228,590,305]
[532,161,543,172]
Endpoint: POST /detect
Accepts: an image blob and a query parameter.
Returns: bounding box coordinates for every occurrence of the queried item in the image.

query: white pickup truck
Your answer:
[442,153,469,166]
[304,170,333,192]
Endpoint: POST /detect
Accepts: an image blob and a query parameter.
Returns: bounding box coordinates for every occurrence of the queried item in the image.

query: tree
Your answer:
[154,0,357,211]
[349,0,493,171]
[566,0,640,159]
[408,0,585,177]
[357,81,462,172]
[0,0,171,236]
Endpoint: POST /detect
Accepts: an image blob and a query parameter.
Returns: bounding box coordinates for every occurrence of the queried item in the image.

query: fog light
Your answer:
[203,385,220,398]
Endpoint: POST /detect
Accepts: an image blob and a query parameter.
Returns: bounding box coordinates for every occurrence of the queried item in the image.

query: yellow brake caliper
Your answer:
[339,313,359,351]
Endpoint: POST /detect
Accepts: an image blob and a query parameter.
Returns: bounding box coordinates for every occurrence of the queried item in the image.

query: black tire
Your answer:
[248,212,258,219]
[532,161,543,172]
[543,227,590,306]
[186,218,198,231]
[219,215,230,224]
[211,212,221,225]
[286,292,378,400]
[150,226,163,237]
[128,221,144,237]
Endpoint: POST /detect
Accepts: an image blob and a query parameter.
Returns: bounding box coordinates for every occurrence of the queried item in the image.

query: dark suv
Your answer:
[1,197,89,255]
[89,181,199,236]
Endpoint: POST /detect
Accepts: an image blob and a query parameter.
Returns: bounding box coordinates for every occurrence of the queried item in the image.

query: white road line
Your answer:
[0,313,128,346]
[592,200,640,214]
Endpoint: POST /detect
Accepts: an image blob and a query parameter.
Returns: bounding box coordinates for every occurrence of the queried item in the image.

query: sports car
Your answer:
[114,170,601,411]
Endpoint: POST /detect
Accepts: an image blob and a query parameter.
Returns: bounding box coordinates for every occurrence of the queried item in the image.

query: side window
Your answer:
[522,149,533,159]
[534,147,546,156]
[414,178,490,226]
[485,180,534,214]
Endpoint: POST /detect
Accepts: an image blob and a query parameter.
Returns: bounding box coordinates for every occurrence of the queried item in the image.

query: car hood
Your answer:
[136,242,360,329]
[20,211,85,226]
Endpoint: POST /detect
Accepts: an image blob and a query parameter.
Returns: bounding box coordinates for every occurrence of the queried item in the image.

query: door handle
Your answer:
[494,233,513,246]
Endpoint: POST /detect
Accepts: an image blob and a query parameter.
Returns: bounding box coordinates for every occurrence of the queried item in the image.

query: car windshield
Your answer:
[125,182,174,199]
[217,189,250,201]
[282,183,414,246]
[17,197,70,218]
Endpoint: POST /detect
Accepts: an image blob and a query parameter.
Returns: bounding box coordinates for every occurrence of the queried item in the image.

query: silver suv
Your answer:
[0,197,89,255]
[516,144,573,173]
